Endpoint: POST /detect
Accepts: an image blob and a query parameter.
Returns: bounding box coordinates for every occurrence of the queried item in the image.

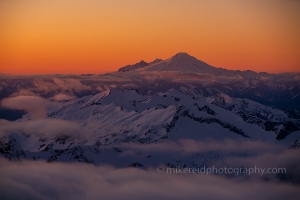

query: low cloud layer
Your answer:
[1,96,47,118]
[52,93,76,101]
[0,119,84,140]
[52,78,91,92]
[6,77,94,98]
[0,158,299,200]
[118,139,285,155]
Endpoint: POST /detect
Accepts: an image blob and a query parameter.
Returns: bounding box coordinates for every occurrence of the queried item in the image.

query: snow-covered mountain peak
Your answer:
[138,52,216,73]
[172,52,193,58]
[115,53,300,86]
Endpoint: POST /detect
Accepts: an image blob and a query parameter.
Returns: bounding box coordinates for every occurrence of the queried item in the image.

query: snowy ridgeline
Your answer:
[0,88,299,167]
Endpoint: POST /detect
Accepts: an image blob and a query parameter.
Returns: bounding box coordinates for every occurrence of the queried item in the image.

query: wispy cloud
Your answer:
[52,93,76,101]
[1,96,48,118]
[118,139,284,155]
[0,158,299,200]
[0,119,84,140]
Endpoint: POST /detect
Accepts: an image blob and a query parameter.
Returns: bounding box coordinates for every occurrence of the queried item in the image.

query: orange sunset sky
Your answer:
[0,0,299,75]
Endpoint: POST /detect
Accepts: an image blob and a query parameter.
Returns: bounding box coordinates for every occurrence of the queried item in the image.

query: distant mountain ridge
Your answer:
[140,52,217,73]
[118,52,216,73]
[117,52,300,83]
[118,58,163,72]
[117,52,241,73]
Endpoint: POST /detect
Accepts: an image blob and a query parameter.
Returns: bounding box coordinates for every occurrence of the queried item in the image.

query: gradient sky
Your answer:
[1,0,299,74]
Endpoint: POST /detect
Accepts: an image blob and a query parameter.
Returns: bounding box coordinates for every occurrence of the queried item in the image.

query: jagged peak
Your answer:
[150,58,163,64]
[118,58,163,72]
[138,60,147,64]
